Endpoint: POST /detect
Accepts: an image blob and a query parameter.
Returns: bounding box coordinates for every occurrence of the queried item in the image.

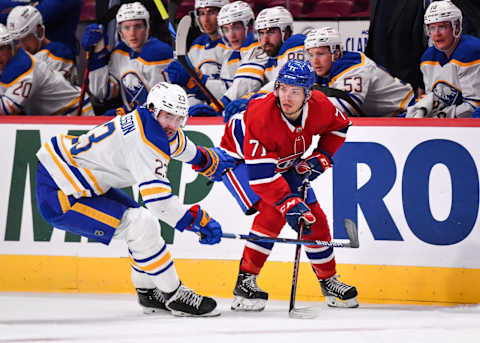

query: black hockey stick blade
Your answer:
[344,219,360,248]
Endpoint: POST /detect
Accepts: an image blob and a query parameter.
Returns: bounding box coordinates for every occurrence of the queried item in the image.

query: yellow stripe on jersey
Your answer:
[329,53,366,86]
[135,110,170,162]
[137,57,172,66]
[170,129,186,157]
[40,50,74,65]
[45,143,87,197]
[59,135,105,195]
[278,45,305,60]
[237,66,264,77]
[51,95,80,116]
[140,187,171,197]
[71,202,120,228]
[57,190,71,213]
[129,251,172,272]
[450,58,480,67]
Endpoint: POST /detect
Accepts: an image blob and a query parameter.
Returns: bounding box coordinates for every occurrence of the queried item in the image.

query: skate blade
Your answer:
[142,307,169,314]
[288,307,317,319]
[325,296,359,308]
[170,308,221,317]
[231,296,266,312]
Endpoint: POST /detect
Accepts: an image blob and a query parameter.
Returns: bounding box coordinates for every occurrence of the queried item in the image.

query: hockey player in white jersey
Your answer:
[35,82,237,316]
[305,27,415,117]
[182,1,256,117]
[406,0,480,118]
[166,0,229,112]
[82,2,174,115]
[0,24,94,116]
[219,6,306,119]
[7,5,77,84]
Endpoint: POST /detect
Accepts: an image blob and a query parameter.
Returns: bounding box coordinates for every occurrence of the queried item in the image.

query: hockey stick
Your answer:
[221,223,359,247]
[175,15,225,111]
[313,85,365,116]
[76,47,94,116]
[289,173,315,319]
[153,0,176,41]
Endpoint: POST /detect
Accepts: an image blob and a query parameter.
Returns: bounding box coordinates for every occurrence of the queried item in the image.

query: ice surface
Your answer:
[1,292,479,343]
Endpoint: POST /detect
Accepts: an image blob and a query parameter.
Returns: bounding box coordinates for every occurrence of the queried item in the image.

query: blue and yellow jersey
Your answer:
[0,48,93,116]
[420,34,480,117]
[36,107,199,227]
[89,38,174,111]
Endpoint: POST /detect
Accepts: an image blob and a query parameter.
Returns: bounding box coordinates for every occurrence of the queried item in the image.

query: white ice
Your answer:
[1,292,479,343]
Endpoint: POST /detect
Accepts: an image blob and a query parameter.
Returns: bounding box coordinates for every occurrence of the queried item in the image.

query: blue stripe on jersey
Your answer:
[149,261,174,276]
[137,107,171,156]
[248,233,274,250]
[143,194,174,203]
[132,245,167,263]
[139,179,171,188]
[246,162,276,181]
[305,246,334,260]
[349,92,363,105]
[51,136,96,195]
[0,48,33,85]
[337,99,353,117]
[233,119,245,156]
[240,62,265,69]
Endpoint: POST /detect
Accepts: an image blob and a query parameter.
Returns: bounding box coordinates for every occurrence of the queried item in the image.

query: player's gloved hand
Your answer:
[188,104,219,117]
[103,107,127,116]
[165,60,191,87]
[176,205,222,244]
[276,195,315,235]
[223,98,248,122]
[192,146,236,181]
[295,151,333,181]
[81,24,107,51]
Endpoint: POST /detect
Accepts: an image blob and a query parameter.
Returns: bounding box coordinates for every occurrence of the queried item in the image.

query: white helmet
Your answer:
[7,5,44,41]
[304,27,343,52]
[424,0,462,38]
[255,6,293,41]
[194,0,229,34]
[195,0,230,10]
[116,2,150,32]
[0,23,14,49]
[146,82,189,126]
[217,1,254,46]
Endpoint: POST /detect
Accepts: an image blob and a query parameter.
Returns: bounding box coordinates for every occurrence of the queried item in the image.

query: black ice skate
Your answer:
[164,283,220,317]
[136,288,169,314]
[320,275,359,308]
[231,271,268,311]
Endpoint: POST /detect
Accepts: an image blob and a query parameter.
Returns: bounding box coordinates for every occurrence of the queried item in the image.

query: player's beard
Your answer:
[263,43,281,57]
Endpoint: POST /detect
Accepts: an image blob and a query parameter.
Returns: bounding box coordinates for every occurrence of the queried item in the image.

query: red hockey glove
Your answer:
[276,195,315,235]
[295,151,333,181]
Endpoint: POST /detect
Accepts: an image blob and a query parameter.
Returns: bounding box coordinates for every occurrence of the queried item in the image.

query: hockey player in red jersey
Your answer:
[227,59,359,311]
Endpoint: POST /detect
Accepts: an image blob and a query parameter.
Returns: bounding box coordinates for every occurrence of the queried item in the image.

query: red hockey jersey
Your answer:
[243,91,351,206]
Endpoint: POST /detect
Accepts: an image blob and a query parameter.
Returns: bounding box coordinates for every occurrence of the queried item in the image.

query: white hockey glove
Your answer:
[406,93,434,118]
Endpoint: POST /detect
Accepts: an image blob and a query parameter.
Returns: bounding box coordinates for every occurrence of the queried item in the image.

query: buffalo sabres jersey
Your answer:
[0,48,93,116]
[317,51,414,117]
[220,34,305,107]
[420,34,480,118]
[188,34,229,81]
[36,107,199,227]
[243,91,350,205]
[36,41,77,84]
[89,38,173,112]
